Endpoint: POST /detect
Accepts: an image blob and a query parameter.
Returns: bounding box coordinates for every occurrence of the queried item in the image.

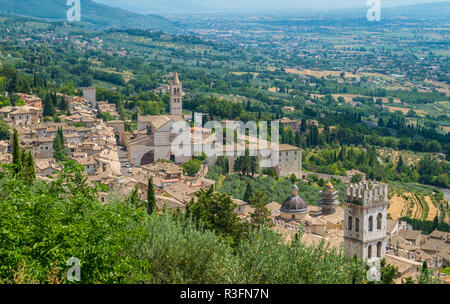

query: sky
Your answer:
[93,0,449,14]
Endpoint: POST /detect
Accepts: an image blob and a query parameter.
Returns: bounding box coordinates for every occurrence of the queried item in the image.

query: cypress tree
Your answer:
[23,151,35,185]
[243,182,254,203]
[43,92,55,117]
[12,129,22,174]
[126,185,140,206]
[147,177,156,215]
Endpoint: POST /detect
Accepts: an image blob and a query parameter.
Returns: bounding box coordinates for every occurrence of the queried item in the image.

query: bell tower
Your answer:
[170,72,183,117]
[344,181,388,260]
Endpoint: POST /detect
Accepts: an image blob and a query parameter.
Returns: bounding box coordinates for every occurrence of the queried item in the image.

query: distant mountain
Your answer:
[95,0,207,14]
[0,0,180,32]
[383,1,450,18]
[92,0,450,15]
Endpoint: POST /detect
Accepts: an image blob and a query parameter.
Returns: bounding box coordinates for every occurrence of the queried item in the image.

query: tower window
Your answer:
[348,216,353,231]
[368,245,372,258]
[369,216,374,232]
[377,241,382,258]
[377,213,382,230]
[355,218,360,232]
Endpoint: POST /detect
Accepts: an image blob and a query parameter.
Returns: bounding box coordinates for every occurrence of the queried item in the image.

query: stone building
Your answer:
[275,144,302,178]
[17,93,42,108]
[128,115,187,166]
[344,181,388,260]
[8,106,41,126]
[170,72,183,117]
[274,118,301,132]
[107,120,126,145]
[83,87,97,109]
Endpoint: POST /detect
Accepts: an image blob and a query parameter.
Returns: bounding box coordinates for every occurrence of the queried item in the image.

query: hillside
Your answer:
[384,1,450,18]
[93,0,450,16]
[0,0,180,32]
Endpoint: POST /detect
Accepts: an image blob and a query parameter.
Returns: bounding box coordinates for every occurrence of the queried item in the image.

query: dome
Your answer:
[325,182,334,189]
[281,195,309,213]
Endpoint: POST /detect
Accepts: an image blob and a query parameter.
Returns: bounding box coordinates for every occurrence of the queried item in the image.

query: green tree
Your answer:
[417,261,441,284]
[243,182,254,203]
[432,215,439,231]
[22,151,35,186]
[182,159,202,177]
[126,185,140,206]
[185,187,245,246]
[147,177,156,215]
[249,192,273,229]
[53,128,68,162]
[351,174,363,183]
[380,259,398,284]
[234,148,258,176]
[0,119,9,140]
[290,173,298,184]
[12,129,22,175]
[43,92,55,117]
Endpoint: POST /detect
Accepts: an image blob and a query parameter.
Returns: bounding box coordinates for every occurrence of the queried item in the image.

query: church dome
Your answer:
[280,186,309,214]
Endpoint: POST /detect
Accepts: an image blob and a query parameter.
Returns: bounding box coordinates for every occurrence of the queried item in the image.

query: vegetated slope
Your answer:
[0,0,180,32]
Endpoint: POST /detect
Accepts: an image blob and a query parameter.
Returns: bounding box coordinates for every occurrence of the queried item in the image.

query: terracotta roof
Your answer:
[138,115,185,130]
[279,144,301,151]
[430,230,450,241]
[387,219,399,234]
[398,230,422,242]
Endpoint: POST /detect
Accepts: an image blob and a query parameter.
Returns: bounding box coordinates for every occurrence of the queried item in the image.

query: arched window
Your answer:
[355,218,360,232]
[377,241,382,258]
[368,245,372,258]
[369,216,374,232]
[348,216,353,230]
[377,213,382,230]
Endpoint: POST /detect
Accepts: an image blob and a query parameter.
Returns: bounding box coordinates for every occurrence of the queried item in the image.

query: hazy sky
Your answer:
[94,0,449,13]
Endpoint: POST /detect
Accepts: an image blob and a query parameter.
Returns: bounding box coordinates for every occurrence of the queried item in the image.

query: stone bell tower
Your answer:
[344,181,388,260]
[170,72,183,117]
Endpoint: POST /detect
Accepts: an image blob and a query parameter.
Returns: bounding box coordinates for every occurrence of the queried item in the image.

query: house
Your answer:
[386,219,413,237]
[141,162,183,181]
[274,118,301,132]
[265,202,281,218]
[34,137,54,159]
[429,230,450,243]
[282,106,295,112]
[35,159,62,177]
[17,94,42,108]
[74,156,99,174]
[398,230,422,246]
[8,106,41,126]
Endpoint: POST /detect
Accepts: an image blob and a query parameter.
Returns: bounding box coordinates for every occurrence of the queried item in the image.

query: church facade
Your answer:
[127,72,302,178]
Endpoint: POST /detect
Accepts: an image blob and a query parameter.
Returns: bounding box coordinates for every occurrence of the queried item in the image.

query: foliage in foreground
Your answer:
[0,164,440,284]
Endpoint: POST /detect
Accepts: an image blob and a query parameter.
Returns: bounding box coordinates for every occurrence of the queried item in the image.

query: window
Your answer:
[348,216,353,230]
[368,245,372,258]
[369,216,374,232]
[355,218,360,232]
[377,213,382,230]
[377,242,382,258]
